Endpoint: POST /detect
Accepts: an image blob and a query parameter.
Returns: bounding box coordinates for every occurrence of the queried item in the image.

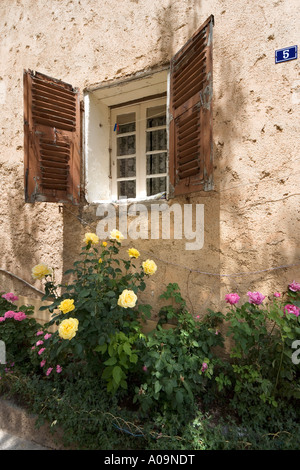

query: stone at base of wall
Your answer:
[0,398,68,450]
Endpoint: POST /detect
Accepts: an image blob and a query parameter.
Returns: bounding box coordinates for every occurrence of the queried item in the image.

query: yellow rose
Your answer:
[84,232,99,245]
[32,263,53,280]
[58,298,75,314]
[102,241,107,247]
[127,248,140,259]
[98,258,103,264]
[142,259,157,275]
[118,289,137,309]
[58,318,79,340]
[110,229,124,242]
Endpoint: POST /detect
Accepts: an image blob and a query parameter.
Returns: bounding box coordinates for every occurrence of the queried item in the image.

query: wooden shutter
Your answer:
[169,15,214,196]
[24,70,81,204]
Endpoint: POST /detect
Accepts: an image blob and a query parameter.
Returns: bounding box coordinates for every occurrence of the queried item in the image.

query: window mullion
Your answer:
[136,103,146,199]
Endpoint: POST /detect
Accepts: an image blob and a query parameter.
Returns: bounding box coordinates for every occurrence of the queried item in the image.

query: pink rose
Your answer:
[284,304,300,317]
[36,330,44,336]
[2,293,19,303]
[40,360,46,367]
[46,367,53,376]
[0,317,5,322]
[36,340,44,346]
[289,281,300,292]
[201,362,208,372]
[225,293,240,305]
[56,365,62,373]
[247,291,265,305]
[44,333,52,340]
[38,348,45,355]
[142,366,148,372]
[4,311,15,319]
[14,311,26,321]
[274,292,281,298]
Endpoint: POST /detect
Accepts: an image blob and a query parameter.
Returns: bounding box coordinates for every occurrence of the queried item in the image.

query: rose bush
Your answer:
[34,230,157,390]
[223,284,300,412]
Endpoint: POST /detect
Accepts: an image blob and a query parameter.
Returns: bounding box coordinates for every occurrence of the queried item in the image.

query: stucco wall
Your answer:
[0,0,299,321]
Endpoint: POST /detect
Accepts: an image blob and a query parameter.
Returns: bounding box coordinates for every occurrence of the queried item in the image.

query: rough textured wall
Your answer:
[0,0,299,321]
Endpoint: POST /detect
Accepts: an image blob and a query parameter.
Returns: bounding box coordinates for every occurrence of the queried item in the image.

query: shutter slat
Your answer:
[33,116,75,132]
[33,103,76,120]
[32,87,76,109]
[173,49,206,88]
[173,30,206,72]
[178,143,200,160]
[173,66,206,102]
[33,96,76,114]
[173,71,206,108]
[178,151,199,165]
[32,77,76,102]
[33,110,76,130]
[178,129,200,147]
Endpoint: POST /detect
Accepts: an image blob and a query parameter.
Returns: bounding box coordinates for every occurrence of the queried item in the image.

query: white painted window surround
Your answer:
[83,68,170,204]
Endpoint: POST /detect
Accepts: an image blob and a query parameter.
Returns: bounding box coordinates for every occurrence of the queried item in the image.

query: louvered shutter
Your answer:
[169,15,214,196]
[24,70,81,204]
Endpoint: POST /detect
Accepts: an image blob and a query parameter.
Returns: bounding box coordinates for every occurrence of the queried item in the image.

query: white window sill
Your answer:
[92,191,167,206]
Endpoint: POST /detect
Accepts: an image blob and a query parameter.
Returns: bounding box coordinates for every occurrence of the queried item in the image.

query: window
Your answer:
[111,98,167,200]
[23,15,214,204]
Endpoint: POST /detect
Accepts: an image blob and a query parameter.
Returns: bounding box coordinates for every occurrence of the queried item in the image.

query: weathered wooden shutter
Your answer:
[169,15,214,196]
[24,70,81,204]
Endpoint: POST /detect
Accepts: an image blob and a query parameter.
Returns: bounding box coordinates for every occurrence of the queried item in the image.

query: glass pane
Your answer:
[117,157,136,178]
[146,177,166,196]
[118,180,136,199]
[146,129,167,152]
[147,105,166,128]
[117,134,136,156]
[146,153,167,175]
[117,113,136,134]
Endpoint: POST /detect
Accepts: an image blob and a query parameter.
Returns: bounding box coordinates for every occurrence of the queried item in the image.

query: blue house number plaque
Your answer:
[275,45,298,64]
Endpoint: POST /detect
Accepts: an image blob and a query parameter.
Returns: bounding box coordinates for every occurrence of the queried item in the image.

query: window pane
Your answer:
[147,105,166,128]
[117,157,136,178]
[146,177,166,196]
[146,153,167,175]
[118,180,136,199]
[117,113,136,134]
[146,129,167,152]
[117,134,136,156]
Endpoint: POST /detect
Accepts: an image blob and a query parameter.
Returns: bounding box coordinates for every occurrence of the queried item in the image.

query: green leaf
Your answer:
[123,342,131,355]
[102,366,113,380]
[175,390,183,404]
[104,357,117,366]
[120,380,128,390]
[94,343,107,354]
[106,291,116,298]
[112,366,122,385]
[129,353,138,364]
[165,382,173,395]
[182,380,193,399]
[75,342,83,356]
[155,381,162,394]
[108,343,115,357]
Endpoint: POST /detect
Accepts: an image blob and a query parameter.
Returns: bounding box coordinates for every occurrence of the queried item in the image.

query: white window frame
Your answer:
[83,68,170,204]
[110,97,167,201]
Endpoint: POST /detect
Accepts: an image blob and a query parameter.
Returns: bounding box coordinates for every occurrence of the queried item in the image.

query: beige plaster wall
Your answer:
[0,0,299,323]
